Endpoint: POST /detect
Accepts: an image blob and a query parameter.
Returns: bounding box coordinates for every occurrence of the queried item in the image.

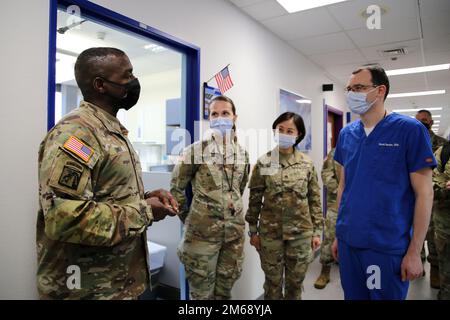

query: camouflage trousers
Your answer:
[434,201,450,300]
[178,237,244,300]
[259,236,312,300]
[421,210,438,266]
[319,209,338,266]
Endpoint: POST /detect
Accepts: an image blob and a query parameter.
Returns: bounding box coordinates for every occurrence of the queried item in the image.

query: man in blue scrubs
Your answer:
[331,66,436,300]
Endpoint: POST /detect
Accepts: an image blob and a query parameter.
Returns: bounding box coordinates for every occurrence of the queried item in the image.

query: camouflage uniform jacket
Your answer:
[246,149,323,240]
[433,146,450,235]
[170,135,250,243]
[37,101,152,299]
[321,148,340,211]
[430,130,448,152]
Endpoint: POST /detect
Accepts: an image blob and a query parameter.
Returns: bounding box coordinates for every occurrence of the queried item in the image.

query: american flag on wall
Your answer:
[215,66,234,94]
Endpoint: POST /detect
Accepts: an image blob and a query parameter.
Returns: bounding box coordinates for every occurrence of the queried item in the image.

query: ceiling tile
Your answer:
[229,0,267,8]
[346,18,420,48]
[421,17,450,37]
[261,7,342,41]
[424,35,450,57]
[427,70,450,89]
[325,63,365,82]
[289,32,356,56]
[389,73,428,92]
[241,1,287,21]
[422,51,450,65]
[308,49,367,67]
[328,0,418,31]
[419,0,450,20]
[359,39,421,61]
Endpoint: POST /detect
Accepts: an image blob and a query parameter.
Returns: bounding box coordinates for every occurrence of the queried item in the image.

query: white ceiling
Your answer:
[229,0,450,135]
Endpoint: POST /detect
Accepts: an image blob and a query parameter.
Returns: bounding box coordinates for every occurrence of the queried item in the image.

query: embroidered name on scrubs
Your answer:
[63,136,94,162]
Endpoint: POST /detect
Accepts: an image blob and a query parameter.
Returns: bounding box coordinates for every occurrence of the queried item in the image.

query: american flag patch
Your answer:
[63,136,94,162]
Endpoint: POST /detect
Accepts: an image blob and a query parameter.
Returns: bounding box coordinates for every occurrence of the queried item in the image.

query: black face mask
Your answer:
[102,78,141,110]
[420,121,431,130]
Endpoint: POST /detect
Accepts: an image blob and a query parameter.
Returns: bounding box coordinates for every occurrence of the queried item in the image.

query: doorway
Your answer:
[322,104,344,218]
[48,0,200,299]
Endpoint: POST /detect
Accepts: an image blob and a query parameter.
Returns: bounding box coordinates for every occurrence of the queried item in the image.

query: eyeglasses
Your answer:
[345,84,378,93]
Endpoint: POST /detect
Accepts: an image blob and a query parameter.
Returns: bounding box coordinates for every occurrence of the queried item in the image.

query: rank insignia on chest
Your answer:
[63,136,94,162]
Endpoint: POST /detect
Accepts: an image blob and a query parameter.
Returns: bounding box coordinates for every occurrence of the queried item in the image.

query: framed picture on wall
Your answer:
[279,88,312,152]
[203,83,222,120]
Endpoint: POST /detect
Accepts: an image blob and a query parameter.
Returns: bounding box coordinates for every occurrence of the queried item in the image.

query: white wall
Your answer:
[90,0,347,300]
[0,0,49,299]
[0,0,347,299]
[124,68,182,145]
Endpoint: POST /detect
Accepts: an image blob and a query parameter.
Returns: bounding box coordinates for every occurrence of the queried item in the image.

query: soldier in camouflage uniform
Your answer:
[314,147,341,289]
[246,112,323,300]
[416,110,448,287]
[432,142,450,299]
[171,96,250,300]
[37,48,177,299]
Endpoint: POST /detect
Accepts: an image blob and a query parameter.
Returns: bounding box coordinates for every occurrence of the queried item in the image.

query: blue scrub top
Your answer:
[334,112,437,255]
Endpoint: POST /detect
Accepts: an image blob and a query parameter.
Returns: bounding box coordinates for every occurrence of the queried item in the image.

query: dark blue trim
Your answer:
[323,100,327,159]
[47,0,58,131]
[322,100,327,223]
[47,0,201,138]
[346,112,351,124]
[185,49,201,140]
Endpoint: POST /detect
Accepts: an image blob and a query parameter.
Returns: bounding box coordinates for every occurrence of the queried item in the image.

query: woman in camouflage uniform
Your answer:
[246,112,323,300]
[170,96,250,300]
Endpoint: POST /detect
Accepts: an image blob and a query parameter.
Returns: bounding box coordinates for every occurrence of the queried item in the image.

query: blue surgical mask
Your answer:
[346,87,378,115]
[210,117,234,136]
[275,133,297,149]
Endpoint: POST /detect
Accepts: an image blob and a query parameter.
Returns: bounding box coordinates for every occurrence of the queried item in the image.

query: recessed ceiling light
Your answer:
[387,90,446,98]
[276,0,349,13]
[392,107,443,112]
[386,64,450,76]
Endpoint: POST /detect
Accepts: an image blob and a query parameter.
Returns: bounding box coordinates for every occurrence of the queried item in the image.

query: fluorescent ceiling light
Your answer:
[387,90,446,98]
[296,99,312,104]
[276,0,349,13]
[392,107,443,112]
[434,121,441,123]
[386,64,450,76]
[144,44,166,53]
[433,115,441,118]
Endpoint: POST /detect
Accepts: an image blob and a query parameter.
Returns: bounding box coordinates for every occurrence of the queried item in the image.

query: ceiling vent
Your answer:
[378,48,408,58]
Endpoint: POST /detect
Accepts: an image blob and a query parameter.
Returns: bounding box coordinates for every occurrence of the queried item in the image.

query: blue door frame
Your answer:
[47,0,200,300]
[47,0,200,137]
